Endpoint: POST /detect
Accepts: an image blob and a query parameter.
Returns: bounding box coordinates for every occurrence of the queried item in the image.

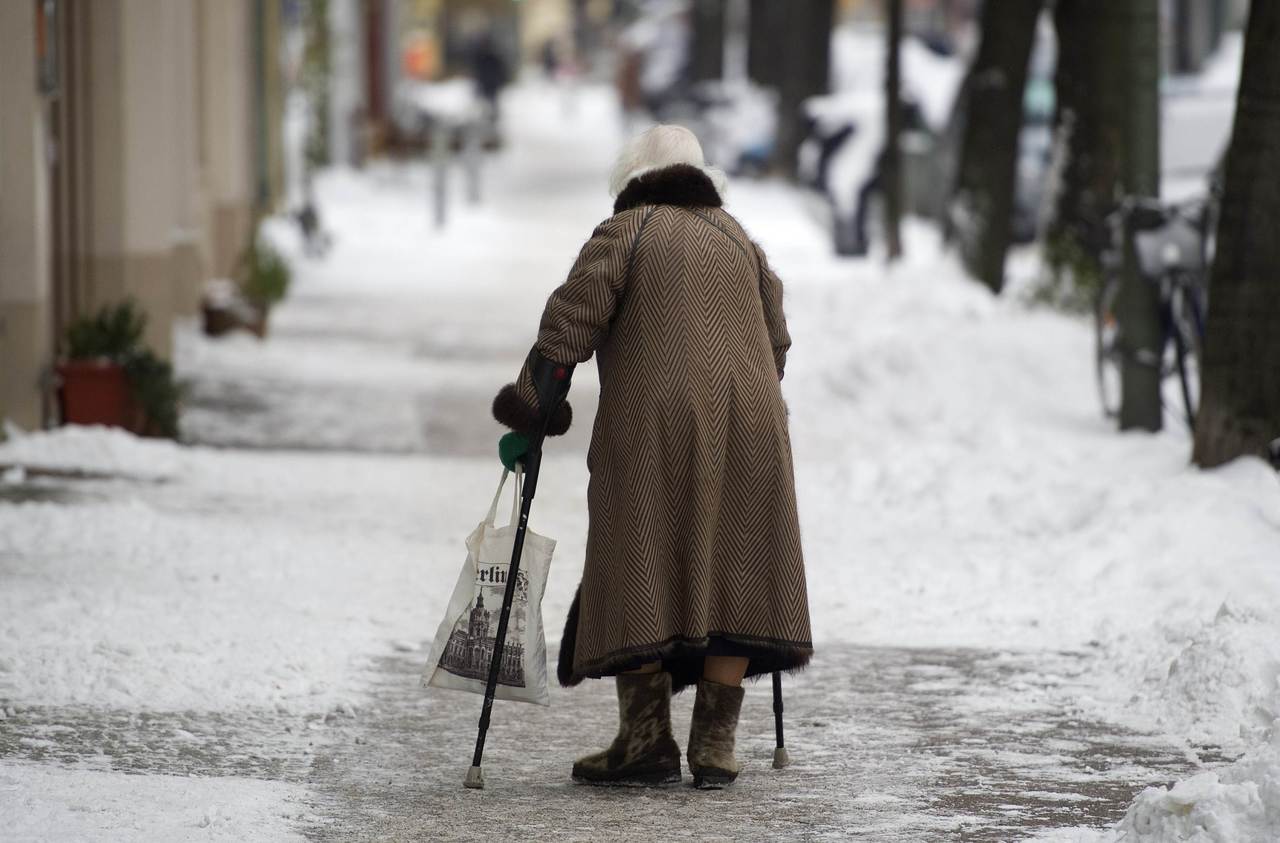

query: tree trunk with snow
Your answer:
[1047,0,1159,302]
[948,0,1043,293]
[1193,1,1280,468]
[1111,0,1163,432]
[882,0,904,261]
[747,0,833,177]
[1049,0,1162,430]
[1044,0,1100,299]
[690,0,724,82]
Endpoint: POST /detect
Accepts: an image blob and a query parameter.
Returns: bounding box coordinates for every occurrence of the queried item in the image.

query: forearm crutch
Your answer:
[465,359,572,789]
[772,670,790,768]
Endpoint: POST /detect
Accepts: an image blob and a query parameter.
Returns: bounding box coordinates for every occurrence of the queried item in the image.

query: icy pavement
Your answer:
[3,82,1279,840]
[0,640,1218,841]
[304,648,1222,842]
[0,430,1230,840]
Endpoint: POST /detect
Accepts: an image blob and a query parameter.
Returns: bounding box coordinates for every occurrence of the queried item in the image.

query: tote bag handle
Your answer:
[483,466,523,529]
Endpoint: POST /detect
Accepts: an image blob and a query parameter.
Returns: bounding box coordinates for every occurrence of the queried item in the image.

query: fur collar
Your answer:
[613,164,723,214]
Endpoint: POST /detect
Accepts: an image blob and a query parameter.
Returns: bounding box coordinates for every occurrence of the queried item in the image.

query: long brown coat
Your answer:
[494,164,812,691]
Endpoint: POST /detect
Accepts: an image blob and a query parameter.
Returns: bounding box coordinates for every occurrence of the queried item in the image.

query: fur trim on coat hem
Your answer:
[557,586,813,693]
[491,383,572,436]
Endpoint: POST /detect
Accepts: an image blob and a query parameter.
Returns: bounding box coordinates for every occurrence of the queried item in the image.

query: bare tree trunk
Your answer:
[1193,0,1280,467]
[689,0,725,83]
[1111,0,1163,432]
[1045,0,1116,302]
[883,0,904,261]
[949,0,1043,293]
[1049,0,1161,430]
[748,0,833,176]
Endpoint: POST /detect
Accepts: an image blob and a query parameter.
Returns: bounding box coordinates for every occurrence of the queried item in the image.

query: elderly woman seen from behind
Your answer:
[492,125,812,789]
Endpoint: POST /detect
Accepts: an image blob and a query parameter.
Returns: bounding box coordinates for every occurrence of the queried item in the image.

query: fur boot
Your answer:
[572,672,682,786]
[687,679,745,789]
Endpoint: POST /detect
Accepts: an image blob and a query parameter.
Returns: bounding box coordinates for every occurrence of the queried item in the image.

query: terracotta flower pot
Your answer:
[200,280,268,339]
[57,359,142,431]
[201,301,242,337]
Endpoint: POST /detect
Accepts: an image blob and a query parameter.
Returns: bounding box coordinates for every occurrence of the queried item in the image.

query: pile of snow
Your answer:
[1039,728,1280,842]
[0,761,305,841]
[1050,606,1280,842]
[1189,31,1244,92]
[1107,603,1280,748]
[397,78,484,126]
[0,423,188,481]
[828,28,966,131]
[730,193,1280,841]
[1162,32,1242,199]
[1114,728,1280,842]
[0,440,494,713]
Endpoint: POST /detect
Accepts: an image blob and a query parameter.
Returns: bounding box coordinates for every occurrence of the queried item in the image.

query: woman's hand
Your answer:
[499,432,531,471]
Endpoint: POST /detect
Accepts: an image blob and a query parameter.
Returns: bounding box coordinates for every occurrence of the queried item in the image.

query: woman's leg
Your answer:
[689,657,749,788]
[702,656,749,687]
[573,669,681,786]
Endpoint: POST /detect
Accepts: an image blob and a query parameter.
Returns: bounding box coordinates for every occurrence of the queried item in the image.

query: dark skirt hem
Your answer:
[556,586,813,693]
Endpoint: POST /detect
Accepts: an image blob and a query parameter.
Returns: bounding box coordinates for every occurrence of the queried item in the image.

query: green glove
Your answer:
[498,432,531,471]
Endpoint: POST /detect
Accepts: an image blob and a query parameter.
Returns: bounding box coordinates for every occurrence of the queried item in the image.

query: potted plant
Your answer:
[201,278,261,338]
[202,237,292,338]
[58,300,182,438]
[239,237,291,337]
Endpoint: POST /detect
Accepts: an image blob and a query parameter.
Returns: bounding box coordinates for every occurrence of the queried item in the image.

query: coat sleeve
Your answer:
[752,241,792,378]
[535,208,651,364]
[492,208,652,435]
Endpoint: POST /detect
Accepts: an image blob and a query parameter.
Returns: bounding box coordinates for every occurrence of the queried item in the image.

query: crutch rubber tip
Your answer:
[772,747,790,769]
[463,766,485,789]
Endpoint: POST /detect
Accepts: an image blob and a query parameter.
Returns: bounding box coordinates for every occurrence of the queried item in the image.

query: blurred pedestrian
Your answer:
[540,37,560,80]
[468,31,508,117]
[491,126,812,789]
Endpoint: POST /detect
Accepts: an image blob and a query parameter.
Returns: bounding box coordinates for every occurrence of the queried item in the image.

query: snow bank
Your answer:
[0,424,188,481]
[0,761,306,841]
[1044,605,1280,842]
[1038,728,1280,842]
[1106,602,1280,749]
[829,28,965,131]
[0,447,503,713]
[1113,728,1280,842]
[731,190,1280,841]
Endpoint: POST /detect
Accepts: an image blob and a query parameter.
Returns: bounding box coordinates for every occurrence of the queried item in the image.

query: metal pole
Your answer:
[432,120,449,228]
[771,671,789,768]
[884,0,904,261]
[463,119,482,205]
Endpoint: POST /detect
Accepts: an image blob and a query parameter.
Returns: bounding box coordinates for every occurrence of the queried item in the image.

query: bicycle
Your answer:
[1095,195,1214,431]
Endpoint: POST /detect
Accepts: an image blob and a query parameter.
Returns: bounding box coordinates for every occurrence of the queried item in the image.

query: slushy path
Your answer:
[0,84,1240,840]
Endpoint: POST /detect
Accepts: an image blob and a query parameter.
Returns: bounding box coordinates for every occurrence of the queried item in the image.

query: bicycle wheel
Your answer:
[1095,276,1123,419]
[1169,285,1205,431]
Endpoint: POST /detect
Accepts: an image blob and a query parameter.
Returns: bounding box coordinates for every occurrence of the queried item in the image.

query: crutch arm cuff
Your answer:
[492,348,574,436]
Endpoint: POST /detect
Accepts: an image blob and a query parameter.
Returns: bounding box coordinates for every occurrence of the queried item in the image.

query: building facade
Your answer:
[440,590,527,688]
[0,0,285,431]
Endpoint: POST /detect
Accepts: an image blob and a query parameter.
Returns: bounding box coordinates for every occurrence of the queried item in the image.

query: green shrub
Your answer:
[65,299,146,360]
[123,351,182,439]
[241,239,292,308]
[63,299,183,439]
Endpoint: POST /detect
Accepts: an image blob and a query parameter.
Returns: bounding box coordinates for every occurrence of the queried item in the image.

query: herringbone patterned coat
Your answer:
[494,165,812,691]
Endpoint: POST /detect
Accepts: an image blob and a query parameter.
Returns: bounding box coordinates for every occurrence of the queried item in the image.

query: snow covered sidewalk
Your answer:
[2,83,1279,840]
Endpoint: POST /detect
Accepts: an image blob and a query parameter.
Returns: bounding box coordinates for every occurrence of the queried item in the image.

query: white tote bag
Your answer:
[422,467,556,706]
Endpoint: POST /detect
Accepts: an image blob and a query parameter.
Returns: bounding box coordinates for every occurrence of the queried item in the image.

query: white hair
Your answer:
[608,124,728,199]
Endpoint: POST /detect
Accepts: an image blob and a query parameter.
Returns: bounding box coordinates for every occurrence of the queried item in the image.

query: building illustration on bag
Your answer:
[439,570,528,687]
